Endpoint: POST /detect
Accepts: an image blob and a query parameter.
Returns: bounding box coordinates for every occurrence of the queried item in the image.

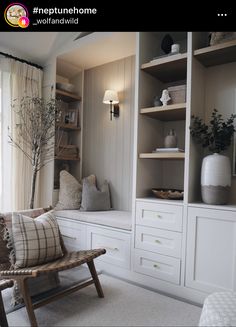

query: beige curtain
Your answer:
[0,58,43,210]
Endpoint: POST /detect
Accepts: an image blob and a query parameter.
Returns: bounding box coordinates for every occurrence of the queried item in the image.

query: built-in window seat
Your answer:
[55,210,132,231]
[55,210,132,272]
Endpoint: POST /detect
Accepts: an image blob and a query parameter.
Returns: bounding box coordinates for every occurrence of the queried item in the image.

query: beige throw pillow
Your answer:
[12,211,63,268]
[55,170,82,210]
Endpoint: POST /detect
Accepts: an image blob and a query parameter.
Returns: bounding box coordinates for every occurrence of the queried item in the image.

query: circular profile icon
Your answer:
[4,3,29,28]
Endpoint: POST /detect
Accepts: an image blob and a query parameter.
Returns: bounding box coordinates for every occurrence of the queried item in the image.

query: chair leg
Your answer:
[17,278,38,327]
[0,291,9,327]
[87,260,104,298]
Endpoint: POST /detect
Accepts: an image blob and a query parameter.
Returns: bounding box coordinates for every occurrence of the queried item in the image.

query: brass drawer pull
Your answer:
[156,214,162,219]
[155,239,161,244]
[99,246,119,251]
[153,264,160,269]
[61,234,76,241]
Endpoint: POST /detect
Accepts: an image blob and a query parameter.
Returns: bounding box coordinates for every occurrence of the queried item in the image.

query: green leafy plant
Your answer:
[190,109,236,153]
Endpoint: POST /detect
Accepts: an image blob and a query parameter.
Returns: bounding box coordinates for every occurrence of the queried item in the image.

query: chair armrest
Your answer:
[0,280,14,291]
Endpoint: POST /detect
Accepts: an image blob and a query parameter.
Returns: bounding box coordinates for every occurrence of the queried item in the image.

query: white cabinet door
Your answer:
[136,201,183,232]
[135,225,182,258]
[87,226,131,269]
[134,249,181,285]
[57,218,87,251]
[186,207,236,294]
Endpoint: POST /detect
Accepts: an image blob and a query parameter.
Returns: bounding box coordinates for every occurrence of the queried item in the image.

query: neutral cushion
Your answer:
[55,210,132,231]
[80,179,111,211]
[55,170,82,210]
[12,211,64,268]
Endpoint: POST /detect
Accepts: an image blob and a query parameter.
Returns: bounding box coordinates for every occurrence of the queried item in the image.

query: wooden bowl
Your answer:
[152,189,184,200]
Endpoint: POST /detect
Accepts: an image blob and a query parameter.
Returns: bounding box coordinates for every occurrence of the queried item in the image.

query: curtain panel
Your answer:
[0,58,43,211]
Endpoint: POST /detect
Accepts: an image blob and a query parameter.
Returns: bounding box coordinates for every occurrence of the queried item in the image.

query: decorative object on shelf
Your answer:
[56,82,75,93]
[64,109,78,127]
[164,129,177,148]
[152,188,184,200]
[160,89,171,106]
[171,43,180,54]
[190,109,236,205]
[167,84,186,104]
[153,95,162,107]
[161,34,174,54]
[103,89,119,120]
[209,32,236,46]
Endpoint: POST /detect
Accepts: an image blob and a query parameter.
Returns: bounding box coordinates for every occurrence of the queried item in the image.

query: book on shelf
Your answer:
[150,52,182,62]
[153,148,184,152]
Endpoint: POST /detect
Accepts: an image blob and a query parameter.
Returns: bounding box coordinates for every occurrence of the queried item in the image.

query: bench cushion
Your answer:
[55,210,132,231]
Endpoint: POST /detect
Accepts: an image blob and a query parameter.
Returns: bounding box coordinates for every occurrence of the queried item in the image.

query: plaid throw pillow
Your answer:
[12,211,63,268]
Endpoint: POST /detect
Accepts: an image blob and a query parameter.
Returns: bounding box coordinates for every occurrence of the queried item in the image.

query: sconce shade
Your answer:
[103,90,119,104]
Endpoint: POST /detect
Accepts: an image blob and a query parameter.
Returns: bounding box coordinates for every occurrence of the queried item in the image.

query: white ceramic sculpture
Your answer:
[160,89,171,106]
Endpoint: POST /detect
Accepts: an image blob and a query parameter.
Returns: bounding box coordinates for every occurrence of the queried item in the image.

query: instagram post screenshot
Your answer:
[0,1,236,327]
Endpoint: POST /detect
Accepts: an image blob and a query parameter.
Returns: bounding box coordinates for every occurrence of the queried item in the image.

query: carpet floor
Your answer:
[6,274,201,326]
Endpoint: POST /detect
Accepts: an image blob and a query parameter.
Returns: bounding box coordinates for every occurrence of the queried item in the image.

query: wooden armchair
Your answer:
[0,280,14,327]
[0,208,106,327]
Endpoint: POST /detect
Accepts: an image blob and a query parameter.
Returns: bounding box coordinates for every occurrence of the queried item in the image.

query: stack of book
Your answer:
[153,148,184,152]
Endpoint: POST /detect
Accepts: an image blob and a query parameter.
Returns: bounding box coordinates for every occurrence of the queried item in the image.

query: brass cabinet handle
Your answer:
[155,239,161,244]
[156,214,162,219]
[153,264,160,269]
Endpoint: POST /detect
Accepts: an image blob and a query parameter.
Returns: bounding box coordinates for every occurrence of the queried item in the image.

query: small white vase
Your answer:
[201,153,231,205]
[164,129,177,148]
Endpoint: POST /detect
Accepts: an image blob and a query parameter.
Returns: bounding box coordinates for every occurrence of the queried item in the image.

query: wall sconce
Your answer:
[103,90,119,121]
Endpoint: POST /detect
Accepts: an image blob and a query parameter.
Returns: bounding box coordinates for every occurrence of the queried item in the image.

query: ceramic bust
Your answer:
[160,89,171,106]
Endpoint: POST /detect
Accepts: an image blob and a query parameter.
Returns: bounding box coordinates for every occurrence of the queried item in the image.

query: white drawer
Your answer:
[87,226,131,269]
[57,218,87,251]
[134,249,180,285]
[135,225,182,258]
[136,201,183,232]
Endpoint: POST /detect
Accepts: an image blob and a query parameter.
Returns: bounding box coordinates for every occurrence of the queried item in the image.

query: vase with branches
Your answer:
[8,96,61,209]
[190,109,236,204]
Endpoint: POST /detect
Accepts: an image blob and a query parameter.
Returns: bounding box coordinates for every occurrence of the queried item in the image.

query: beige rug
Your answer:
[6,274,201,326]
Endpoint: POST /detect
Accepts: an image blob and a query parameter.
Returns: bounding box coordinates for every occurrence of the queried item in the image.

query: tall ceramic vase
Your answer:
[201,153,231,205]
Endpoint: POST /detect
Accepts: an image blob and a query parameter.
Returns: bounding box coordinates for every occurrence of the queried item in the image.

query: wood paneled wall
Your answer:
[83,56,135,210]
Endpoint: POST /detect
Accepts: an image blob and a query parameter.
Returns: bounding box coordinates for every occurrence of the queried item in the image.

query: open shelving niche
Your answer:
[136,32,188,202]
[188,32,236,205]
[54,58,84,191]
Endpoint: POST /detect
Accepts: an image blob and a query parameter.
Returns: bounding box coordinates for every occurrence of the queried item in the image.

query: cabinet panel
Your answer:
[186,207,236,293]
[134,249,181,285]
[87,226,131,269]
[57,218,87,251]
[135,225,182,258]
[136,201,183,232]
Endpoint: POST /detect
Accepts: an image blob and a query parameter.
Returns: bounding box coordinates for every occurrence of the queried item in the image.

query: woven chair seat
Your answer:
[0,249,106,278]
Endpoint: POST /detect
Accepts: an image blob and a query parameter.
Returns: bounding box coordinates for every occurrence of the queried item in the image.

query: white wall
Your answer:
[83,56,135,211]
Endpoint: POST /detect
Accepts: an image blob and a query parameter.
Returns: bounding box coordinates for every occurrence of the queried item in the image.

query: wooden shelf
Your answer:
[55,156,80,161]
[140,103,186,121]
[139,152,185,159]
[141,53,187,82]
[194,40,236,67]
[56,124,81,131]
[56,89,81,102]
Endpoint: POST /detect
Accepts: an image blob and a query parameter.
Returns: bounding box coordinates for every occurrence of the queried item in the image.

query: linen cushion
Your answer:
[55,170,82,210]
[80,179,111,211]
[12,211,63,268]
